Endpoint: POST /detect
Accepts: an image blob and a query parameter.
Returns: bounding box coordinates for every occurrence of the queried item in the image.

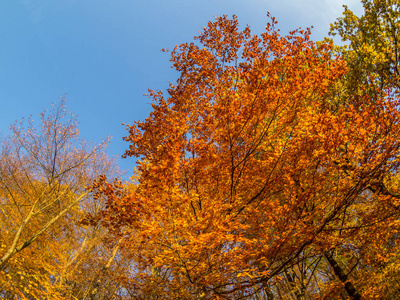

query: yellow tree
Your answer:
[329,0,400,91]
[325,1,400,297]
[0,98,123,299]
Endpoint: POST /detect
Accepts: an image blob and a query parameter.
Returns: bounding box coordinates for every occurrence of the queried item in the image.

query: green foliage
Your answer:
[330,0,400,91]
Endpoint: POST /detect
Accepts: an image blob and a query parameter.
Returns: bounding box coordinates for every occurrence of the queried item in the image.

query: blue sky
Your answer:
[0,0,363,177]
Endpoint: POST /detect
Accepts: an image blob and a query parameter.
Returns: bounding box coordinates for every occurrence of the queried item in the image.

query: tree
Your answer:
[322,1,400,298]
[329,0,400,92]
[93,14,400,299]
[0,98,125,299]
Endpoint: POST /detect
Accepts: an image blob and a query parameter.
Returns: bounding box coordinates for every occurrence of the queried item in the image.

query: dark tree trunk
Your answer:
[324,251,362,300]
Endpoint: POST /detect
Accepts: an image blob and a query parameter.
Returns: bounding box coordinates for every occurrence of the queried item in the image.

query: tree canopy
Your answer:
[93,7,400,300]
[3,1,400,299]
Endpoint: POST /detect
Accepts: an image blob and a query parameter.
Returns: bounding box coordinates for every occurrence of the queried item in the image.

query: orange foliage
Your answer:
[94,15,400,299]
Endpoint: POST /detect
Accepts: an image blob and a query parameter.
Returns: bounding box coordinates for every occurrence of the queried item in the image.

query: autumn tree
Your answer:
[91,14,400,299]
[320,1,400,297]
[0,99,129,299]
[329,0,400,92]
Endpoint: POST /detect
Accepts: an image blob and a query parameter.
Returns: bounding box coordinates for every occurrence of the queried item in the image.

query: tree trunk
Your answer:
[324,251,362,300]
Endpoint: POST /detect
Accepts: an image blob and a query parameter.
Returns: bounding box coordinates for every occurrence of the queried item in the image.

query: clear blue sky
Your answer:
[0,0,363,177]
